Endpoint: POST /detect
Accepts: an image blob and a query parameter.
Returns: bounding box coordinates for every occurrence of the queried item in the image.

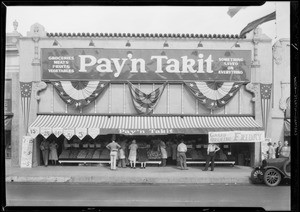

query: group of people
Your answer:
[106,139,148,170]
[175,139,220,171]
[40,139,58,167]
[106,138,221,172]
[267,140,290,159]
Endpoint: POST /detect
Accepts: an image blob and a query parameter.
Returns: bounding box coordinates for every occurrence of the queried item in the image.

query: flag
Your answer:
[52,81,108,109]
[239,11,276,38]
[184,81,244,110]
[260,83,272,132]
[227,6,246,18]
[128,82,166,115]
[20,82,32,133]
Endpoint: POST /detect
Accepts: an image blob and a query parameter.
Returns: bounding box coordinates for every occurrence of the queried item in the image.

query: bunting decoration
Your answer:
[128,81,166,115]
[20,82,32,133]
[239,11,276,38]
[51,81,109,109]
[260,83,272,131]
[184,81,244,110]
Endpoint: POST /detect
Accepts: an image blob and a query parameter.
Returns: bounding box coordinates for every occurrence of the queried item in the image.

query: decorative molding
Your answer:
[34,81,47,101]
[27,23,47,38]
[245,82,260,102]
[251,27,261,68]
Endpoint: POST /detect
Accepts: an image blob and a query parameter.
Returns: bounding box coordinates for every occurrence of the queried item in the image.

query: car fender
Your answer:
[263,166,285,176]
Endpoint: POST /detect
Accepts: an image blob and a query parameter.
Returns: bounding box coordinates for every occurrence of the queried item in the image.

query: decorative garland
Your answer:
[51,81,108,109]
[128,81,166,115]
[184,81,244,110]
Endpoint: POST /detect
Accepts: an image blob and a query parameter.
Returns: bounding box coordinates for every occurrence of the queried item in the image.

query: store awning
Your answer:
[284,119,290,136]
[28,115,263,139]
[4,113,13,130]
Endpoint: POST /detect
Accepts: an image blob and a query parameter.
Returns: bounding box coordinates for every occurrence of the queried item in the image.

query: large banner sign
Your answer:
[41,48,251,81]
[208,131,265,143]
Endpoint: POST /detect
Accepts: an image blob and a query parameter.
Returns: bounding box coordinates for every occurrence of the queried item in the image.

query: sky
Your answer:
[6,2,290,44]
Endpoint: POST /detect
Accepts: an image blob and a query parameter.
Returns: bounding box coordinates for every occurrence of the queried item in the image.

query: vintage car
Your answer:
[250,157,290,186]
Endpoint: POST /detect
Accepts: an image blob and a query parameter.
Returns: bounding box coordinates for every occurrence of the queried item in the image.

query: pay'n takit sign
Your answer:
[41,48,251,82]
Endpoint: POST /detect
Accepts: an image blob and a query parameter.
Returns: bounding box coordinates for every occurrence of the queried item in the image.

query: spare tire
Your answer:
[250,168,264,184]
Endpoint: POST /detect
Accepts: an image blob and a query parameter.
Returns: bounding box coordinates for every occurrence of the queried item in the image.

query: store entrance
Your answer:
[36,134,253,167]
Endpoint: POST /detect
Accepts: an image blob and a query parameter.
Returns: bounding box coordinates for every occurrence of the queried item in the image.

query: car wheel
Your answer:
[250,168,264,184]
[264,168,282,186]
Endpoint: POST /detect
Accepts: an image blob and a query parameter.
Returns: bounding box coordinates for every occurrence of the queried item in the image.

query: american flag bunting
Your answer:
[128,81,166,115]
[20,82,32,133]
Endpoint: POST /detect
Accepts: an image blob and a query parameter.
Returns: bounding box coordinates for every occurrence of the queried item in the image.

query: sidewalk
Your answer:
[5,160,253,185]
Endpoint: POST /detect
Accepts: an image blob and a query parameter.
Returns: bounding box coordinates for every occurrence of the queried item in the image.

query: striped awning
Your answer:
[28,115,263,139]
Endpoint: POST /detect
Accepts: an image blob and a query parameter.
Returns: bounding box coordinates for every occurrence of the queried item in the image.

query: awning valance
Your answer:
[28,115,263,139]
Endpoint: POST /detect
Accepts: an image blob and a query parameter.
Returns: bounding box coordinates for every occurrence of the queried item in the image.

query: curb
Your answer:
[6,176,252,185]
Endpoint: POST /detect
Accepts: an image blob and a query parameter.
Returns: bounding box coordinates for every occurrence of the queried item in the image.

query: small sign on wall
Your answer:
[20,136,33,168]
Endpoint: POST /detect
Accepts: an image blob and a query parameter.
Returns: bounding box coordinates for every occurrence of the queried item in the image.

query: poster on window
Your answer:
[20,136,33,168]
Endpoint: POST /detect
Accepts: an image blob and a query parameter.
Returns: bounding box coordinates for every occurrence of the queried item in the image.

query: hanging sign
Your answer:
[41,48,251,81]
[208,131,265,143]
[75,128,87,140]
[20,136,33,168]
[53,127,63,138]
[40,127,52,139]
[63,129,74,140]
[29,127,40,138]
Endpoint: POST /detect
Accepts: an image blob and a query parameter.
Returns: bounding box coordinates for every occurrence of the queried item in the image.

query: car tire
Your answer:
[263,168,282,187]
[250,168,264,184]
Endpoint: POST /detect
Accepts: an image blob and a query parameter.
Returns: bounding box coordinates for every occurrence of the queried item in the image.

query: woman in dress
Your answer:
[137,143,148,169]
[267,142,276,159]
[49,140,58,165]
[128,140,138,169]
[160,140,168,167]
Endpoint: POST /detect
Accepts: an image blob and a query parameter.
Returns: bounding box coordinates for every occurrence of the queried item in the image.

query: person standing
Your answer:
[160,140,167,167]
[177,139,188,170]
[128,140,138,169]
[106,140,121,170]
[137,143,148,169]
[49,140,58,165]
[279,140,290,158]
[267,142,276,159]
[171,140,178,165]
[40,138,50,167]
[117,144,126,168]
[275,141,283,158]
[203,143,220,171]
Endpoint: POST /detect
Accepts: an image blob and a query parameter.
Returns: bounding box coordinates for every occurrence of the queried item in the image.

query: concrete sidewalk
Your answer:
[5,160,253,185]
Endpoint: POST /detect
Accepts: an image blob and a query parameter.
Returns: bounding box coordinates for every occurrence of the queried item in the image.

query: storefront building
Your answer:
[271,38,290,144]
[6,22,278,168]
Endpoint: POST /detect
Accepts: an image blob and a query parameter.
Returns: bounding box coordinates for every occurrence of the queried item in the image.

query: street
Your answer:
[5,182,290,211]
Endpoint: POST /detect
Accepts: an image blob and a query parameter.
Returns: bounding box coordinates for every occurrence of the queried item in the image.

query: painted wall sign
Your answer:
[41,48,251,81]
[208,131,265,143]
